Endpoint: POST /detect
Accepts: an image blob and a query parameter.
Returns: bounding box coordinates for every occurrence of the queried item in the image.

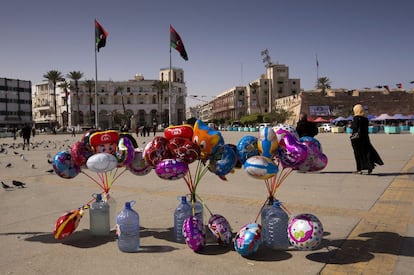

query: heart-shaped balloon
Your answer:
[144,136,170,167]
[276,131,308,168]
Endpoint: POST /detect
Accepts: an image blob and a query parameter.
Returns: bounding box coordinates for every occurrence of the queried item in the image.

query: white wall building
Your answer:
[32,68,187,130]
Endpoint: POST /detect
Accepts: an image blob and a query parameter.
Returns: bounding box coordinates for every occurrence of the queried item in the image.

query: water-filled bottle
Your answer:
[116,201,140,252]
[89,193,110,236]
[173,196,192,243]
[261,199,289,250]
[103,192,117,229]
[190,194,203,224]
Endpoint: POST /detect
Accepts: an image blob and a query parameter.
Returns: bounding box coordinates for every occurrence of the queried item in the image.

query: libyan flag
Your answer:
[170,25,188,61]
[95,19,108,52]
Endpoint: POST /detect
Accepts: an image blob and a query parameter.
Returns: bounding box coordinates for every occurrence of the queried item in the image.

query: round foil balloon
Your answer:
[155,158,189,180]
[243,155,279,180]
[167,137,201,164]
[86,153,118,173]
[234,223,262,256]
[128,149,152,176]
[288,213,323,250]
[164,124,194,140]
[53,151,81,179]
[182,216,205,252]
[236,135,259,164]
[208,214,232,245]
[144,137,170,166]
[53,209,83,239]
[70,141,93,167]
[116,136,135,166]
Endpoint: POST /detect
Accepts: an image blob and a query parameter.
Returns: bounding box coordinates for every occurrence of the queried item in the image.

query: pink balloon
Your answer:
[277,132,308,168]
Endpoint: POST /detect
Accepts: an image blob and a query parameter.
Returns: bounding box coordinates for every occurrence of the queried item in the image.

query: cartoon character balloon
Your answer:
[155,158,189,180]
[128,149,152,176]
[234,223,262,256]
[192,119,224,160]
[208,144,237,177]
[288,213,323,250]
[89,130,120,154]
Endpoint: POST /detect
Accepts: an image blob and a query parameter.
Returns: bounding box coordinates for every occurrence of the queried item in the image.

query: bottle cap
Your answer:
[273,199,281,208]
[181,196,187,204]
[125,200,136,209]
[96,193,102,202]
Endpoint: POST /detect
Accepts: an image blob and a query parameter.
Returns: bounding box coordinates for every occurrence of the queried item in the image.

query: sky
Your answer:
[1,0,413,106]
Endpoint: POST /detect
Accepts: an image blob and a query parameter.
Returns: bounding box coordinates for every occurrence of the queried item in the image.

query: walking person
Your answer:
[350,104,383,174]
[296,112,318,138]
[21,124,31,151]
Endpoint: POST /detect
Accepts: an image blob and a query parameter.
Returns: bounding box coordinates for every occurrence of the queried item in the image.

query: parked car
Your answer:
[320,123,334,132]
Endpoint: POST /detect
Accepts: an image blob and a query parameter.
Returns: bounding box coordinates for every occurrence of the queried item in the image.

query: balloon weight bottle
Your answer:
[116,201,140,252]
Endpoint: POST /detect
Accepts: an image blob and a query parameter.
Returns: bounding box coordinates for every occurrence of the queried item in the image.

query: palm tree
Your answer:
[249,82,261,113]
[83,80,95,127]
[57,81,71,127]
[316,77,331,96]
[43,70,64,126]
[67,71,84,126]
[152,81,169,125]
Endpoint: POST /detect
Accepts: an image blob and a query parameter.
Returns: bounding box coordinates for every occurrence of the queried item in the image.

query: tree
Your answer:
[152,80,169,125]
[316,77,331,96]
[57,81,71,127]
[67,71,84,126]
[43,70,64,126]
[83,80,95,127]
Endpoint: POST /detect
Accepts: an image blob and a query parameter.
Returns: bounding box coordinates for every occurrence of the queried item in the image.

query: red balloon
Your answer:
[164,124,193,140]
[71,141,93,167]
[53,209,83,240]
[144,136,170,166]
[167,137,201,164]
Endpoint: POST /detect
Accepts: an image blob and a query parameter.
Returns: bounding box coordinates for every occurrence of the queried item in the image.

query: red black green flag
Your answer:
[170,25,188,61]
[95,19,108,52]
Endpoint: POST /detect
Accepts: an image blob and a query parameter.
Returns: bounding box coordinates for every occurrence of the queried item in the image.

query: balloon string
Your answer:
[112,168,126,184]
[195,193,213,216]
[254,199,268,223]
[81,171,105,190]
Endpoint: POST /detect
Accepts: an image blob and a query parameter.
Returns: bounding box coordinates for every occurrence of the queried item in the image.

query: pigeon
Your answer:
[46,169,54,174]
[12,180,26,188]
[2,181,13,189]
[5,163,12,168]
[47,159,53,164]
[13,151,19,155]
[20,154,28,162]
[46,153,51,159]
[31,164,36,169]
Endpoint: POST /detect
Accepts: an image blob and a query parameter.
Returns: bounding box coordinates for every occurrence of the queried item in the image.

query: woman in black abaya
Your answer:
[350,104,384,174]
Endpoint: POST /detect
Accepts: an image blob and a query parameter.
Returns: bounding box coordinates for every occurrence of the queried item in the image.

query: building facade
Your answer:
[32,68,187,130]
[0,78,32,128]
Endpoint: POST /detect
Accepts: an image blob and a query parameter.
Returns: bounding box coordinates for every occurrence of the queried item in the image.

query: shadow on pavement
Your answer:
[306,231,414,264]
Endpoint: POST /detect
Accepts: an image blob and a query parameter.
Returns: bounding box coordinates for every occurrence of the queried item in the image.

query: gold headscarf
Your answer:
[353,104,366,117]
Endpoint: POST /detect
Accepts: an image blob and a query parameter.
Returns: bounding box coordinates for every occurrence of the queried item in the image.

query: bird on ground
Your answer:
[13,151,19,155]
[2,181,13,189]
[5,163,12,168]
[46,169,54,174]
[46,153,51,159]
[47,159,53,164]
[31,164,36,169]
[12,180,26,188]
[20,154,28,161]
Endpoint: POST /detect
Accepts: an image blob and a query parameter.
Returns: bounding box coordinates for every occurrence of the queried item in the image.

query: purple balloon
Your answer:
[155,159,189,180]
[295,141,328,172]
[182,216,205,251]
[277,132,308,168]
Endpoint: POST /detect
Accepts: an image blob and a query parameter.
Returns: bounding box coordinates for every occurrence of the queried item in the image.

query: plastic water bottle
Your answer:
[103,192,117,230]
[173,196,192,243]
[116,201,140,252]
[190,195,204,224]
[261,199,289,250]
[89,193,110,236]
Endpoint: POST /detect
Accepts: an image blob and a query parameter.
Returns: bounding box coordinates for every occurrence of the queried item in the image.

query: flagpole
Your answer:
[316,54,319,87]
[168,44,172,126]
[94,22,99,129]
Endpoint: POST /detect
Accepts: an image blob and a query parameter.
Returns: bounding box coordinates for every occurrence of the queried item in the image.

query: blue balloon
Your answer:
[53,151,81,179]
[236,136,259,164]
[209,144,237,176]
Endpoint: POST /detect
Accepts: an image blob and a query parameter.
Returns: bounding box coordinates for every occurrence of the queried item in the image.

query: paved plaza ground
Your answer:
[1,130,413,274]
